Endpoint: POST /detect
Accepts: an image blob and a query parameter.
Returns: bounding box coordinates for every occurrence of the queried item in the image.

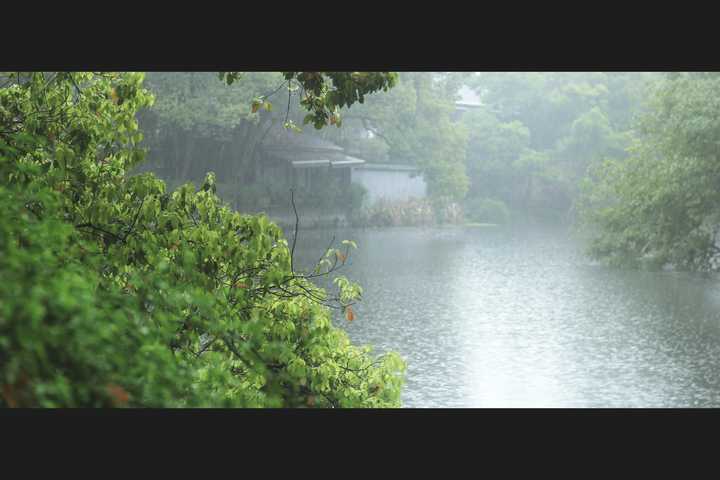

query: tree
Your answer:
[462,109,531,202]
[139,72,282,183]
[333,72,469,202]
[580,73,720,272]
[138,72,398,187]
[461,72,653,222]
[0,72,405,407]
[220,72,399,130]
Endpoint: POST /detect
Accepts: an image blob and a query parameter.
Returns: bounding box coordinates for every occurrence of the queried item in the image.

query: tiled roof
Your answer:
[356,163,421,172]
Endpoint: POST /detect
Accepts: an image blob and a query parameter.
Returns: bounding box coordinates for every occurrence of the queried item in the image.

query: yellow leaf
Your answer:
[335,251,347,263]
[110,88,119,104]
[345,306,355,322]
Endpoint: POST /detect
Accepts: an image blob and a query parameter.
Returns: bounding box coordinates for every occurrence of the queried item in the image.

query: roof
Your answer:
[355,163,421,172]
[266,149,366,169]
[456,85,483,108]
[291,159,332,168]
[329,156,365,167]
[260,125,368,168]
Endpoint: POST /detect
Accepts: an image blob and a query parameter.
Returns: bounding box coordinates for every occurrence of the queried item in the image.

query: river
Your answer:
[293,224,720,408]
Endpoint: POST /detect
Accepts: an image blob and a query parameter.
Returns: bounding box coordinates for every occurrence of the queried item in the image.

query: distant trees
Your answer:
[138,72,281,182]
[138,72,397,185]
[321,72,653,222]
[580,73,720,272]
[138,72,654,225]
[0,72,405,407]
[459,72,654,222]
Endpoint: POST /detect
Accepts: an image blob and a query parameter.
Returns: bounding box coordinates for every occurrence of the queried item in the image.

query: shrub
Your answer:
[464,197,510,224]
[0,72,404,407]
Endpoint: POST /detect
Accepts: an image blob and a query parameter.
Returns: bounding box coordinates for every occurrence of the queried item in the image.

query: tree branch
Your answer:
[290,188,299,273]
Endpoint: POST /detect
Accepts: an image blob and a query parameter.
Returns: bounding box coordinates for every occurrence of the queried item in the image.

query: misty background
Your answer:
[130,72,720,407]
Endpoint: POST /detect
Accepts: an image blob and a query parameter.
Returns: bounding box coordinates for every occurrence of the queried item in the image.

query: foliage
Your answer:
[139,71,399,211]
[140,72,652,225]
[348,182,368,214]
[461,72,654,219]
[580,73,720,272]
[337,72,470,202]
[220,72,398,130]
[464,197,510,225]
[0,72,405,407]
[144,72,282,139]
[350,199,443,227]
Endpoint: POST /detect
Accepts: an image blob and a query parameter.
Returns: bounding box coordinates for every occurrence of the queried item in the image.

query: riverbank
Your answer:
[267,198,466,231]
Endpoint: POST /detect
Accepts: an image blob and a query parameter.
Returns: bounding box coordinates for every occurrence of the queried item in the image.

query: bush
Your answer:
[464,197,510,224]
[350,198,436,227]
[0,72,405,407]
[348,182,368,213]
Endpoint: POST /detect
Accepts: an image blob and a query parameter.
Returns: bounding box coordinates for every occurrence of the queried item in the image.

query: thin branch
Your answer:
[285,83,292,124]
[315,235,336,271]
[122,197,146,241]
[260,80,289,101]
[75,222,123,243]
[195,336,218,357]
[290,189,299,273]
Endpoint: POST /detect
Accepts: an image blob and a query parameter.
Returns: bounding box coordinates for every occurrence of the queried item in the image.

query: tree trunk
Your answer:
[241,117,274,183]
[180,133,195,181]
[524,174,533,211]
[173,129,182,180]
[230,122,250,183]
[218,142,227,180]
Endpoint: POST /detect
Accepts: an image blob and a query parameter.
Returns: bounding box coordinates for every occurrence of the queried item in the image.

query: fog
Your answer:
[5,71,720,408]
[134,72,720,407]
[136,72,654,229]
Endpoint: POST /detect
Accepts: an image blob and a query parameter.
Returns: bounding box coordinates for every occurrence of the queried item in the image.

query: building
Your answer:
[225,126,369,225]
[258,128,365,195]
[453,85,484,121]
[455,85,483,110]
[226,125,429,227]
[351,163,427,204]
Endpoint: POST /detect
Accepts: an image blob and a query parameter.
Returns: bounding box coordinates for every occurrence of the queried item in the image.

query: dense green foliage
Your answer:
[220,72,398,130]
[0,72,404,407]
[581,73,720,272]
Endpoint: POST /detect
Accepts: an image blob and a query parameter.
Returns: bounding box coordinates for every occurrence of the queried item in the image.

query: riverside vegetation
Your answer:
[0,72,404,408]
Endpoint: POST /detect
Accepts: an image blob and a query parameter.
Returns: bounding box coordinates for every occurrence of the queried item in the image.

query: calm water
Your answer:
[293,225,720,408]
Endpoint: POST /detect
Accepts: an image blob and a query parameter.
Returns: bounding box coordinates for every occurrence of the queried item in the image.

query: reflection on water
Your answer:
[293,225,720,408]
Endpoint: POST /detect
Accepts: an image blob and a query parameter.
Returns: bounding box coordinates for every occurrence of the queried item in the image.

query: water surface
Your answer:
[294,225,720,407]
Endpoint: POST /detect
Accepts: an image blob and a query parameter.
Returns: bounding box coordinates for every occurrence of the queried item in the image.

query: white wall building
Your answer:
[351,163,427,204]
